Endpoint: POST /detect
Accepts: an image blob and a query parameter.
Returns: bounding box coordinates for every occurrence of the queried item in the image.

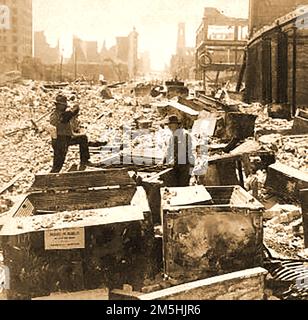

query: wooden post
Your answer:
[292,26,297,117]
[300,189,308,248]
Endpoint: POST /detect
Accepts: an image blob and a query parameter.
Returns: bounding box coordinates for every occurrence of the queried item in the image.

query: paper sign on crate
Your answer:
[44,228,85,250]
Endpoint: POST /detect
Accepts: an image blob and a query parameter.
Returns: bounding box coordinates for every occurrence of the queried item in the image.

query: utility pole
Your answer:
[60,49,64,82]
[74,46,78,80]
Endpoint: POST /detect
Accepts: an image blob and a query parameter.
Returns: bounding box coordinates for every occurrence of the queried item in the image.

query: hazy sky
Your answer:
[33,0,249,70]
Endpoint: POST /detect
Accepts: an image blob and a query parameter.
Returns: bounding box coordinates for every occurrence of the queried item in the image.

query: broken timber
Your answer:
[0,171,27,195]
[111,268,268,300]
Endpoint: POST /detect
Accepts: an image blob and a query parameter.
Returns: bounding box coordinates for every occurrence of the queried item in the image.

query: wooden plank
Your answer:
[33,288,109,300]
[163,186,212,207]
[28,186,137,212]
[192,118,217,137]
[137,268,267,300]
[31,168,135,191]
[2,196,144,236]
[0,171,26,195]
[155,100,199,117]
[143,168,174,183]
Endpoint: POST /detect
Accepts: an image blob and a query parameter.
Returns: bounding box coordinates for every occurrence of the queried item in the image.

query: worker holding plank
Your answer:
[49,95,92,173]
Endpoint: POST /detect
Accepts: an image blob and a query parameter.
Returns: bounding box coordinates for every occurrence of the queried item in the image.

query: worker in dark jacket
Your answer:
[49,95,91,173]
[164,115,195,187]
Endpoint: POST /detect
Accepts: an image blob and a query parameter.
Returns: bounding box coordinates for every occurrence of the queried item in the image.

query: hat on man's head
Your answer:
[55,95,68,106]
[167,115,180,125]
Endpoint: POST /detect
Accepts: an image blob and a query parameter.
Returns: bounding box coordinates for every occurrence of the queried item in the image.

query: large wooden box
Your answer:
[0,169,155,299]
[161,186,264,282]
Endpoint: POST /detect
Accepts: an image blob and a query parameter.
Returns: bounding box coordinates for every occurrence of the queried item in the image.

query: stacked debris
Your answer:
[0,80,308,300]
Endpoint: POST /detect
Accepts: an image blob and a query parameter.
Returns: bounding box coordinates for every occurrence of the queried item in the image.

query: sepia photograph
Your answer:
[0,0,307,303]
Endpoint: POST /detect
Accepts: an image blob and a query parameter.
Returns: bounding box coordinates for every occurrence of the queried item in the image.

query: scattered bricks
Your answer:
[141,284,161,294]
[264,204,302,221]
[265,163,308,201]
[136,120,152,130]
[292,109,308,135]
[123,284,133,293]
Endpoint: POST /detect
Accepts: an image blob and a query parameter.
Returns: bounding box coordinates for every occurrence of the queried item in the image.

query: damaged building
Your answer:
[245,0,308,116]
[195,7,248,89]
[0,0,308,302]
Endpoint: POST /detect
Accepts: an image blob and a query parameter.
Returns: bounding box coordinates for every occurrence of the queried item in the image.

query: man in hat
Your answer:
[164,115,195,187]
[49,95,91,173]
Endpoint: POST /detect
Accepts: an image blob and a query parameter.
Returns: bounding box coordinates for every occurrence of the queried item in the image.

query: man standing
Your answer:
[164,115,195,187]
[49,95,91,173]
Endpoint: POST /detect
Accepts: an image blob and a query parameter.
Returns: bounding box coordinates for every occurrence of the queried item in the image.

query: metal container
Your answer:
[161,185,264,282]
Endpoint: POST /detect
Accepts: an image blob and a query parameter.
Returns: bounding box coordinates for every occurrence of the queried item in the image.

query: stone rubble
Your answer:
[0,81,307,299]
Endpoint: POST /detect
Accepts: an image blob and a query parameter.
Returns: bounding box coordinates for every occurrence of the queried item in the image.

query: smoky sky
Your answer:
[33,0,249,70]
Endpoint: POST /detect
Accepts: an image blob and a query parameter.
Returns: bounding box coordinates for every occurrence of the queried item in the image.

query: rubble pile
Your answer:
[0,82,166,194]
[0,80,307,300]
[257,134,307,171]
[264,204,304,258]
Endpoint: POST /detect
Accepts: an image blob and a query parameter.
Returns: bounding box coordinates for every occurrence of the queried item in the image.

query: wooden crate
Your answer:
[0,170,156,300]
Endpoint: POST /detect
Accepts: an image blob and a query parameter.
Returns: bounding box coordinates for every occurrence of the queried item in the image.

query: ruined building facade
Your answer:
[116,28,139,79]
[245,1,308,115]
[195,7,248,86]
[0,0,33,72]
[34,31,60,65]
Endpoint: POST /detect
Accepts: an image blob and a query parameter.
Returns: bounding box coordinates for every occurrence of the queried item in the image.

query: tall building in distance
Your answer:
[128,27,138,79]
[34,31,60,65]
[71,36,100,63]
[176,22,186,56]
[114,28,139,79]
[0,0,33,72]
[170,22,195,80]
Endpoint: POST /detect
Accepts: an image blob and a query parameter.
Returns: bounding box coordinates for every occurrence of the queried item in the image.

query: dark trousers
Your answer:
[166,165,191,187]
[51,135,90,173]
